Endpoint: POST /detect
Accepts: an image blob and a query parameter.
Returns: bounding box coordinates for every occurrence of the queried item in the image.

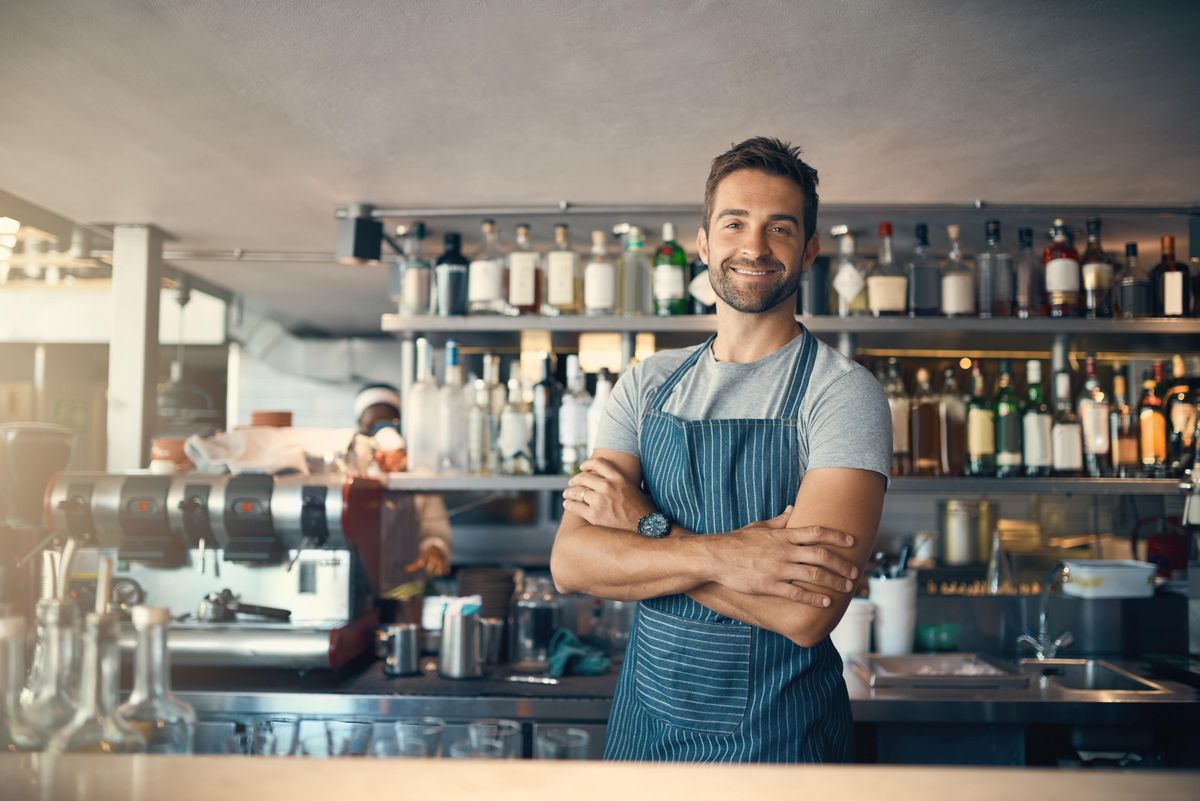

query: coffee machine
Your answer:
[42,471,384,669]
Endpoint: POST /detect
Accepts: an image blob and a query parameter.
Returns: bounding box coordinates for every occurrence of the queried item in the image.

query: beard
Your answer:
[709,255,803,313]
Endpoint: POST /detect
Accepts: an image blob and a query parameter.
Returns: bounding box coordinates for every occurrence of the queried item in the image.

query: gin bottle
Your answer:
[941,224,976,317]
[543,223,582,316]
[866,222,907,316]
[905,223,941,316]
[468,219,508,315]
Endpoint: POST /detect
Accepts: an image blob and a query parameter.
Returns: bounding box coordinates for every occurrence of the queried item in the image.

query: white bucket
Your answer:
[829,597,875,660]
[869,570,917,655]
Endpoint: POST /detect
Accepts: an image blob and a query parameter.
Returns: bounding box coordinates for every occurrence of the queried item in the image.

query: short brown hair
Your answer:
[702,137,819,244]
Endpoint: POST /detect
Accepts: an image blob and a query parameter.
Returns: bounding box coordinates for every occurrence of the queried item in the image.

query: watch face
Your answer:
[639,512,670,538]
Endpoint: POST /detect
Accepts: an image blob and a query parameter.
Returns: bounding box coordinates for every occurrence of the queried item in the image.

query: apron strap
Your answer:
[647,334,716,411]
[779,327,818,418]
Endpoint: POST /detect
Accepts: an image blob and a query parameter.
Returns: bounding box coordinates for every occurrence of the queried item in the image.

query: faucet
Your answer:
[1017,561,1074,660]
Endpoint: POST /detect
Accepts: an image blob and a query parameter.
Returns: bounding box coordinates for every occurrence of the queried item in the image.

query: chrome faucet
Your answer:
[1017,561,1074,660]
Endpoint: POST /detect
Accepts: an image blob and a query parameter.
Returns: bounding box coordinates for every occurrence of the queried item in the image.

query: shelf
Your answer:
[383,473,1183,497]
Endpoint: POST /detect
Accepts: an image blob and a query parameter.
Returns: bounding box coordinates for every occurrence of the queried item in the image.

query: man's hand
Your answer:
[405,541,450,578]
[562,456,655,531]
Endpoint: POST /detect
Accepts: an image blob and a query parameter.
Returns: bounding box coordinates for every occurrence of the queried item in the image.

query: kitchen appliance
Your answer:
[42,472,383,669]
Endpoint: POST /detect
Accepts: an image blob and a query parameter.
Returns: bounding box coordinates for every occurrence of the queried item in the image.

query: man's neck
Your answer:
[710,299,802,363]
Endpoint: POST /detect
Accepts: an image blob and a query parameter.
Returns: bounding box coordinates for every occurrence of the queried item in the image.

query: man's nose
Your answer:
[740,225,771,260]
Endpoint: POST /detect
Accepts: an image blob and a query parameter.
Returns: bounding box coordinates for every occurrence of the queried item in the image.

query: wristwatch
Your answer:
[636,512,672,538]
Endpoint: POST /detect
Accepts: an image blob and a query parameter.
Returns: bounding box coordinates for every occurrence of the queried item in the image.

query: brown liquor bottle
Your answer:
[1108,368,1140,478]
[938,367,967,477]
[909,367,942,476]
[1164,355,1198,476]
[1042,219,1081,318]
[1137,362,1168,477]
[1151,235,1192,318]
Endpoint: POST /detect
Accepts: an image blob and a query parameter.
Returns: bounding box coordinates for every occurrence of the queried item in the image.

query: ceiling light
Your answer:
[336,204,383,265]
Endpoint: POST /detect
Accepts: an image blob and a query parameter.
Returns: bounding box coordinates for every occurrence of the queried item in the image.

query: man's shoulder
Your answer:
[623,343,705,385]
[805,334,885,404]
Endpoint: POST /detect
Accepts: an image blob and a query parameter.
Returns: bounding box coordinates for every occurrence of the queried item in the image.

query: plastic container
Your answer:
[869,571,917,655]
[1062,560,1156,599]
[829,598,875,659]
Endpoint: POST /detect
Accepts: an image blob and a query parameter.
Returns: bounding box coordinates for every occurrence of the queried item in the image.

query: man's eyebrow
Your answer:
[714,209,801,226]
[715,208,749,220]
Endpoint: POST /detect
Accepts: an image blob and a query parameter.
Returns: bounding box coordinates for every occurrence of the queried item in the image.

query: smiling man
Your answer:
[550,137,891,763]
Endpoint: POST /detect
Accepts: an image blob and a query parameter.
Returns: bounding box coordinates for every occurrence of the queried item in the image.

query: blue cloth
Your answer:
[546,628,612,678]
[603,330,853,764]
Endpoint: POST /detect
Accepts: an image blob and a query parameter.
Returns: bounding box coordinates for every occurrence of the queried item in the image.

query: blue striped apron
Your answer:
[603,330,853,763]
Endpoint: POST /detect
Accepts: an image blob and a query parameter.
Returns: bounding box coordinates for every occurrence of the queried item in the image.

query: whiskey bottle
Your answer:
[965,366,995,476]
[468,220,508,315]
[1115,242,1152,318]
[1080,217,1114,318]
[866,222,907,316]
[1014,227,1045,318]
[993,360,1022,477]
[883,358,911,476]
[1077,356,1111,478]
[1151,235,1191,317]
[1109,367,1140,478]
[1022,360,1052,477]
[433,232,470,317]
[1164,355,1198,476]
[939,367,967,477]
[507,223,544,315]
[543,223,582,316]
[583,230,618,316]
[652,223,689,316]
[1043,219,1081,317]
[1137,363,1168,476]
[905,224,941,316]
[909,367,942,476]
[941,224,976,317]
[531,352,562,475]
[1051,370,1084,477]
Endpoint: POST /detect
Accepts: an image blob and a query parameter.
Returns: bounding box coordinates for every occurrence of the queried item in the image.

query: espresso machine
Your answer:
[43,471,384,669]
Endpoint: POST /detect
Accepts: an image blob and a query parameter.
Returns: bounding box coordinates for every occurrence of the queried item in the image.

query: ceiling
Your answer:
[1,0,1197,334]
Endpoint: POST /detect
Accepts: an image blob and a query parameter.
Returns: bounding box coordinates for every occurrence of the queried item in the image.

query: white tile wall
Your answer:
[229,343,360,429]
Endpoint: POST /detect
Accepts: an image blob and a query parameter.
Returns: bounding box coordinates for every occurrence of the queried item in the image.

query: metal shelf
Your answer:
[384,474,569,492]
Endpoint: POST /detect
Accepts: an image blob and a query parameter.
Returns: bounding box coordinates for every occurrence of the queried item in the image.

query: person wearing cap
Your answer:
[354,384,452,579]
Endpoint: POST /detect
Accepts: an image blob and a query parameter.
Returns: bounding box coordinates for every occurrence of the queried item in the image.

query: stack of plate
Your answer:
[457,568,518,619]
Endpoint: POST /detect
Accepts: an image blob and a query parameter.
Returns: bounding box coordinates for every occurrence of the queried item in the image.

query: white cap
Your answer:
[1026,360,1041,382]
[354,385,402,419]
[566,354,581,382]
[662,222,676,242]
[131,605,171,628]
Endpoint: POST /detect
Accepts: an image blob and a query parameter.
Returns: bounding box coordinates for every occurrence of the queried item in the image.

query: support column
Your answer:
[106,225,165,471]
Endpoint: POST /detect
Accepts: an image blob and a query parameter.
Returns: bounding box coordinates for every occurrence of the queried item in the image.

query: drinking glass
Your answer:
[467,718,520,758]
[252,714,301,756]
[393,717,445,758]
[324,717,374,756]
[449,738,504,759]
[368,737,427,758]
[534,727,590,760]
[221,730,263,756]
[299,734,339,758]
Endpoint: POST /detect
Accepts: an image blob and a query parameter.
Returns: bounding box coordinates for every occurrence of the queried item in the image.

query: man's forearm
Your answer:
[550,522,715,601]
[687,581,845,648]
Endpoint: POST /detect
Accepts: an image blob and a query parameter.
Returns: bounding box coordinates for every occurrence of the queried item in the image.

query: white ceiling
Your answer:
[1,0,1197,333]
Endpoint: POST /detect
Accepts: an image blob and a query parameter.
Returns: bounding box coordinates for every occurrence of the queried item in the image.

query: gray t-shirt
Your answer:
[594,329,892,486]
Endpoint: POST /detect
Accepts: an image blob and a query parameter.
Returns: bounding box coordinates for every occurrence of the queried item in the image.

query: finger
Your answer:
[790,544,860,581]
[787,525,855,548]
[580,457,622,481]
[568,472,611,495]
[760,505,794,529]
[781,565,856,593]
[767,581,831,608]
[403,558,423,574]
[562,498,594,521]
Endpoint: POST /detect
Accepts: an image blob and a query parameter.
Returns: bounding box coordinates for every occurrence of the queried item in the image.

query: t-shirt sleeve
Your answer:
[591,364,643,458]
[805,364,893,487]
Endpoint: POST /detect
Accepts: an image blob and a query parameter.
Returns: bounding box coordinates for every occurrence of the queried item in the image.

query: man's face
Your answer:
[697,169,819,314]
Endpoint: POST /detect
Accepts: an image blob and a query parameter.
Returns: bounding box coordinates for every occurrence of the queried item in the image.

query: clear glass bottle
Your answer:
[939,367,967,477]
[1043,219,1081,317]
[993,360,1023,477]
[507,224,543,316]
[621,226,649,316]
[883,358,910,476]
[1115,242,1152,318]
[1077,356,1112,478]
[21,598,80,740]
[587,368,614,458]
[482,355,508,463]
[909,367,942,477]
[1051,370,1084,477]
[543,223,582,316]
[830,230,868,317]
[905,223,941,316]
[1014,227,1045,318]
[1022,360,1053,478]
[1080,217,1114,319]
[941,224,976,317]
[965,366,995,476]
[652,223,689,316]
[867,222,907,316]
[558,355,592,476]
[403,337,440,473]
[433,232,469,317]
[437,340,469,474]
[47,613,145,754]
[977,220,1014,318]
[117,606,195,754]
[1109,367,1140,478]
[468,219,508,315]
[498,367,533,476]
[531,353,562,475]
[688,256,717,314]
[1,616,41,751]
[1151,235,1192,318]
[394,222,432,316]
[466,379,495,475]
[584,230,618,316]
[1138,363,1168,477]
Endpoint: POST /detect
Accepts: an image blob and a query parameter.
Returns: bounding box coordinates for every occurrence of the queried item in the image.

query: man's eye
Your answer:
[724,222,742,229]
[771,226,793,234]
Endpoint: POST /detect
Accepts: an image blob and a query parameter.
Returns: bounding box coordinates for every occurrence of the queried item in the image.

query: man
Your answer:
[550,137,891,763]
[353,384,452,579]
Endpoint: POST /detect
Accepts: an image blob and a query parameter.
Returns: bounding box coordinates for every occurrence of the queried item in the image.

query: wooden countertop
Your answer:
[3,754,1196,801]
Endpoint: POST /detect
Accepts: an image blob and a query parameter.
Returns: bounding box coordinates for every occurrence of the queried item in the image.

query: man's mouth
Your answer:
[730,266,777,276]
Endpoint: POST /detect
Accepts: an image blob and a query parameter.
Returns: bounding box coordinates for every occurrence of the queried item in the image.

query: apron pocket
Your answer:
[633,603,751,735]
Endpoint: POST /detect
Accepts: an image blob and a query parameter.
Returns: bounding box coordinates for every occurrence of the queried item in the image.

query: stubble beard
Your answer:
[710,255,803,314]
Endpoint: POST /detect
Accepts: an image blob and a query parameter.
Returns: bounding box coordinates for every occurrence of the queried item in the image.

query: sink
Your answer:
[1019,659,1170,694]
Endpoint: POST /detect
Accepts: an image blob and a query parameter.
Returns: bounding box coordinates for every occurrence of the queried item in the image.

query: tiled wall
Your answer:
[228,342,361,429]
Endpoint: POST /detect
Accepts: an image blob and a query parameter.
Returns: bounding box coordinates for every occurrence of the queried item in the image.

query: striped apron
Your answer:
[603,331,853,763]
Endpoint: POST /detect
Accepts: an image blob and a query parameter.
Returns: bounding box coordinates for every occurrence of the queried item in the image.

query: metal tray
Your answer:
[852,652,1030,689]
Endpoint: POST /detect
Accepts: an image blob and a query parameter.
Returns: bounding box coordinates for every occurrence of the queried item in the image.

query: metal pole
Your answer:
[837,332,857,360]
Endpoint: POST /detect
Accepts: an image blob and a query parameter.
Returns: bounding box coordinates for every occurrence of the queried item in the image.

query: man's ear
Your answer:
[697,226,709,265]
[803,232,820,269]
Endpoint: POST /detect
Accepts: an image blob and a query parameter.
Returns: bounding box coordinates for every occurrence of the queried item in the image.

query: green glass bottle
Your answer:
[653,223,690,316]
[965,365,995,477]
[1022,360,1053,477]
[993,360,1023,477]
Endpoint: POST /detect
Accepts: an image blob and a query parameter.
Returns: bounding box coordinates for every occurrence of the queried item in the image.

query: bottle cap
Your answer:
[915,367,929,384]
[1125,242,1138,257]
[591,230,606,250]
[1161,235,1175,252]
[985,220,1000,239]
[878,222,893,237]
[481,219,496,233]
[662,222,676,242]
[444,232,461,249]
[947,224,960,240]
[915,223,929,245]
[411,222,426,240]
[131,605,171,628]
[1086,217,1101,235]
[446,340,459,367]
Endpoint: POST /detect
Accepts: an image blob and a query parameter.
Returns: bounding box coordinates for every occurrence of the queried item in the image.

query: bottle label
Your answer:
[558,400,589,447]
[967,408,995,458]
[832,262,865,303]
[546,252,578,307]
[867,276,908,313]
[1170,402,1197,445]
[467,259,504,303]
[1052,423,1084,470]
[689,269,718,307]
[584,261,616,311]
[1078,399,1111,455]
[498,411,530,455]
[996,409,1021,463]
[1081,262,1113,291]
[888,397,909,453]
[941,273,976,315]
[400,265,431,315]
[508,253,538,306]
[1045,258,1081,293]
[1163,271,1184,316]
[653,264,686,301]
[1023,413,1052,467]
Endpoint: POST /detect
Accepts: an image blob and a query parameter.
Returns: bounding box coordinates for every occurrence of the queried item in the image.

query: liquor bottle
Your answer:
[558,356,592,475]
[433,232,469,317]
[993,360,1022,477]
[1077,356,1111,478]
[1050,370,1084,477]
[507,223,544,315]
[46,613,145,754]
[977,220,1014,318]
[1043,219,1081,317]
[830,230,868,317]
[1151,235,1191,317]
[909,367,942,476]
[866,222,907,317]
[939,367,967,477]
[1,616,40,751]
[468,219,508,315]
[587,368,614,457]
[584,230,619,316]
[437,340,469,473]
[117,606,195,754]
[905,224,941,316]
[395,222,432,316]
[404,338,440,473]
[689,257,717,314]
[531,352,562,474]
[652,223,689,316]
[1164,355,1198,476]
[1014,227,1045,318]
[941,224,976,317]
[1115,242,1152,318]
[621,226,649,316]
[467,380,495,475]
[883,359,910,476]
[1109,367,1140,478]
[481,354,508,444]
[1137,364,1168,477]
[965,366,995,476]
[1079,217,1114,318]
[1022,360,1053,477]
[20,599,80,740]
[543,223,582,316]
[498,369,533,476]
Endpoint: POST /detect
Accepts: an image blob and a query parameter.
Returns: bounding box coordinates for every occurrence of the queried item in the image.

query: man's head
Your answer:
[697,137,820,314]
[354,384,401,435]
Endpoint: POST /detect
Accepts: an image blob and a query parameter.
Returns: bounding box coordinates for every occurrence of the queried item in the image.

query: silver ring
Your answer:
[582,488,591,504]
